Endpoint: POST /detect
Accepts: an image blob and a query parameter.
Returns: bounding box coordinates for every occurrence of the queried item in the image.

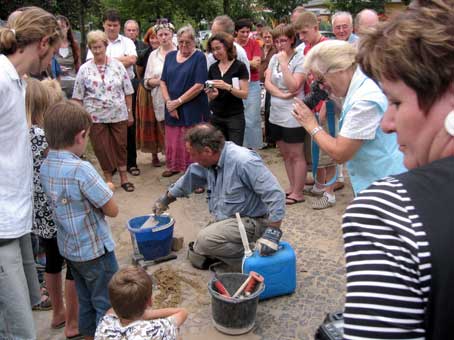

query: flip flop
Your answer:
[162,170,180,177]
[51,320,65,329]
[120,182,135,192]
[66,334,84,340]
[127,166,141,176]
[286,197,305,205]
[194,187,205,194]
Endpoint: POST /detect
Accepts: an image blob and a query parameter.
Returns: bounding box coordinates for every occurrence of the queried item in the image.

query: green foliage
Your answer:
[261,0,304,22]
[326,0,386,15]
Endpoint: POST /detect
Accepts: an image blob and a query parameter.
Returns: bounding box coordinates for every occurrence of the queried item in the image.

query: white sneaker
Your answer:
[312,192,336,210]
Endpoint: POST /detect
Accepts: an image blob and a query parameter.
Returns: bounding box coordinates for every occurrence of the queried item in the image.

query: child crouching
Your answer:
[40,100,120,339]
[95,266,188,340]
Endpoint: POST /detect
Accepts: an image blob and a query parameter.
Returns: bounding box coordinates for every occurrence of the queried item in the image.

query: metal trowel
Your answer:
[140,215,160,229]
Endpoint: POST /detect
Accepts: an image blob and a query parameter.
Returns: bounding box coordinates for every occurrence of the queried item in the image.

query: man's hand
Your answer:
[256,227,282,256]
[152,192,176,215]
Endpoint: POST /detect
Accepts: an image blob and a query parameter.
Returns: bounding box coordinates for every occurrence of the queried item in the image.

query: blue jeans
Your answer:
[68,251,118,336]
[243,81,263,149]
[0,234,40,340]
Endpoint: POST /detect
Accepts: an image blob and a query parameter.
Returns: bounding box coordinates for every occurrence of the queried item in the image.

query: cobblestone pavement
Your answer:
[34,148,353,340]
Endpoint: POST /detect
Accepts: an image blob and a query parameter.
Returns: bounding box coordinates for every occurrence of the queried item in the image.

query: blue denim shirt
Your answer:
[40,150,115,262]
[169,142,285,222]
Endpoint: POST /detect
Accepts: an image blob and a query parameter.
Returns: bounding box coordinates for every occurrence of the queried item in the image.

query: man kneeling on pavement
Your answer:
[153,123,286,270]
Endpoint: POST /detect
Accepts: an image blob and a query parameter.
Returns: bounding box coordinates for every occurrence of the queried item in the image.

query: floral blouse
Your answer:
[30,126,56,239]
[73,58,134,123]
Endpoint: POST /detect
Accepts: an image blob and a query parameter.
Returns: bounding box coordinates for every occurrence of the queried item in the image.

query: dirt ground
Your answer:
[34,147,354,340]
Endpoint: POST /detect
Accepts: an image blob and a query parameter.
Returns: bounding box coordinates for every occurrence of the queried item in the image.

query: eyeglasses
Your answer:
[334,24,350,31]
[274,38,289,45]
[178,40,193,46]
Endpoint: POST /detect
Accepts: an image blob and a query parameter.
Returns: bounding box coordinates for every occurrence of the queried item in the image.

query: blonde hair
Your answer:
[293,11,318,31]
[303,40,357,75]
[25,78,50,128]
[44,100,92,149]
[358,0,454,112]
[87,30,108,49]
[41,79,64,104]
[0,7,61,56]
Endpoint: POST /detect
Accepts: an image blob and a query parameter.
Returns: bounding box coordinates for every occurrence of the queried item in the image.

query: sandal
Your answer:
[32,295,52,311]
[334,181,345,191]
[120,182,135,192]
[127,166,140,176]
[162,170,180,178]
[51,320,65,329]
[285,197,305,205]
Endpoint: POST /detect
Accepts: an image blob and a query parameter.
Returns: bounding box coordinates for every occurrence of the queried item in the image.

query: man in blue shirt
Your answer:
[153,124,286,269]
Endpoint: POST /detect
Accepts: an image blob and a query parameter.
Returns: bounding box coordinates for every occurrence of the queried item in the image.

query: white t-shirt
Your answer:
[86,34,137,79]
[207,42,250,79]
[268,50,305,128]
[0,54,33,238]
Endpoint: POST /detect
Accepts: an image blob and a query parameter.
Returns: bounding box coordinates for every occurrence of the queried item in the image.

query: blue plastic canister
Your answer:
[127,215,174,261]
[242,241,296,300]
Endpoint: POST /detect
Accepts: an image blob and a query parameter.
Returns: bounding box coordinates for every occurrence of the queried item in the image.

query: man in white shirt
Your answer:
[86,9,137,80]
[207,15,250,78]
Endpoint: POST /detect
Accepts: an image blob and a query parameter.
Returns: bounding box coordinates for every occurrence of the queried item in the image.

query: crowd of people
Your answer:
[1,0,453,339]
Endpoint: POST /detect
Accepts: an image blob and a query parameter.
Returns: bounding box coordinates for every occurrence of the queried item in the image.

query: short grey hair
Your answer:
[213,15,235,35]
[124,19,139,30]
[331,11,353,27]
[303,40,357,75]
[177,25,196,41]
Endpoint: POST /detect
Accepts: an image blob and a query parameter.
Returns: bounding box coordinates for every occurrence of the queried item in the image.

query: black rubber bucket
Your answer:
[208,272,265,335]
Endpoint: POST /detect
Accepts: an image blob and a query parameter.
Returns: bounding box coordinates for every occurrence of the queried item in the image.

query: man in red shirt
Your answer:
[235,18,263,149]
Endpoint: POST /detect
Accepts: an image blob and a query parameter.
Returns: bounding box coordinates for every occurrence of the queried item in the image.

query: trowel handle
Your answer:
[235,213,252,257]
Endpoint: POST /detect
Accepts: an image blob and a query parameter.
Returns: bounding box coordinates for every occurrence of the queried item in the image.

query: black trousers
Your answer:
[210,113,245,146]
[264,91,272,144]
[127,78,139,169]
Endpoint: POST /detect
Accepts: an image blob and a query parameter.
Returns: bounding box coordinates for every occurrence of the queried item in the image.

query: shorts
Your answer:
[268,122,306,144]
[40,237,73,280]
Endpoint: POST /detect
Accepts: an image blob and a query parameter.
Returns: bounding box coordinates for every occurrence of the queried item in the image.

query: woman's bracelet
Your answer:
[310,126,323,137]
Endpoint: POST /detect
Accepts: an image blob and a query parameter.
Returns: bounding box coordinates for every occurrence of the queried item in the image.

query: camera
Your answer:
[205,80,214,89]
[303,80,329,110]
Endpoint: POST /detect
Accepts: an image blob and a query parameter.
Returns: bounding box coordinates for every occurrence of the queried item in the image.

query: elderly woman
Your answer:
[340,1,454,339]
[293,40,406,195]
[206,32,249,145]
[265,24,307,205]
[139,22,177,167]
[160,25,209,178]
[73,30,135,192]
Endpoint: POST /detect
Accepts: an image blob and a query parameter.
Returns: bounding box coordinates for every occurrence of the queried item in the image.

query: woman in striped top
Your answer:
[342,0,454,339]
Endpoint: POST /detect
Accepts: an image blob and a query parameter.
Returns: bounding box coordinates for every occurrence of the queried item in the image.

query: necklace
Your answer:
[276,51,297,73]
[95,56,108,84]
[219,60,234,77]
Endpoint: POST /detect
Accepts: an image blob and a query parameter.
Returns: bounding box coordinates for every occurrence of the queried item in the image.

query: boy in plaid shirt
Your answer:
[40,100,119,339]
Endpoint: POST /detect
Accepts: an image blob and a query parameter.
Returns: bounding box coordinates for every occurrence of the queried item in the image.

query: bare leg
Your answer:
[277,141,294,194]
[64,279,80,338]
[45,272,65,328]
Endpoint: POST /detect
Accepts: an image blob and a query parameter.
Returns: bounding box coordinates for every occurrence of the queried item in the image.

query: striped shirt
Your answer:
[342,176,431,340]
[40,150,114,262]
